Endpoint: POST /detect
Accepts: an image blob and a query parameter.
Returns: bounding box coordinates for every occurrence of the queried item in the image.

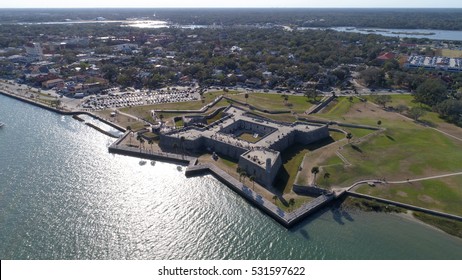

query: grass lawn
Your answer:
[243,110,298,123]
[329,131,345,141]
[322,121,462,188]
[238,132,262,143]
[274,143,311,194]
[314,95,462,207]
[174,118,184,128]
[230,93,315,114]
[343,127,376,139]
[276,138,336,193]
[316,96,361,119]
[272,195,315,212]
[206,110,225,124]
[355,175,462,216]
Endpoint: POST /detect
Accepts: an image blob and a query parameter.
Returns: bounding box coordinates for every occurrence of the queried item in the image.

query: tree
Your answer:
[136,134,144,151]
[346,132,353,143]
[240,171,247,183]
[374,95,392,108]
[436,99,462,124]
[249,175,255,190]
[148,139,154,151]
[289,198,295,210]
[414,79,447,107]
[126,126,132,145]
[377,120,382,126]
[323,172,331,186]
[272,195,278,204]
[311,166,320,184]
[360,67,385,87]
[244,93,249,104]
[304,89,318,102]
[408,107,426,121]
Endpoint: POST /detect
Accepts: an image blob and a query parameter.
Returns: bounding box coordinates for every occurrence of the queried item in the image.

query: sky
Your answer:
[1,0,461,9]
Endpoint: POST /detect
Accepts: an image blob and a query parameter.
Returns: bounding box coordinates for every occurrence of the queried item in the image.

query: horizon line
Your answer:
[1,7,462,9]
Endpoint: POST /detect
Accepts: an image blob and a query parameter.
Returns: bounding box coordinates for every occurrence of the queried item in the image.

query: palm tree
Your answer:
[140,138,145,151]
[289,198,295,210]
[136,134,144,151]
[323,172,331,186]
[311,166,320,185]
[249,175,256,190]
[346,132,353,143]
[148,139,154,152]
[240,171,247,183]
[126,126,132,145]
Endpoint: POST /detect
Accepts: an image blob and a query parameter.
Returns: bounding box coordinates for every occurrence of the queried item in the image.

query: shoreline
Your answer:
[0,89,126,133]
[3,88,462,235]
[0,89,338,228]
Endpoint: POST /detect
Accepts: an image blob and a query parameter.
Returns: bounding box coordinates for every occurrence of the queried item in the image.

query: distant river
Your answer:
[1,93,462,259]
[301,26,462,41]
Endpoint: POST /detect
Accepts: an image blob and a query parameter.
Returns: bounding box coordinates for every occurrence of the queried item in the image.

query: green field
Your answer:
[311,94,462,219]
[230,92,315,113]
[356,176,462,216]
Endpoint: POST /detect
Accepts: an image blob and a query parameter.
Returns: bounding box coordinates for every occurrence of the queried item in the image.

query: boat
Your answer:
[0,122,4,128]
[139,160,147,166]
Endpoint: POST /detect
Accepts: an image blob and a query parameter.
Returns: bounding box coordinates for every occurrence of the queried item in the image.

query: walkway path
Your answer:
[387,171,462,184]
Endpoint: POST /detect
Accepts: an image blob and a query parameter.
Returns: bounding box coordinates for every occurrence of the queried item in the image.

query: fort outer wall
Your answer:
[159,129,248,161]
[238,151,282,187]
[269,125,330,151]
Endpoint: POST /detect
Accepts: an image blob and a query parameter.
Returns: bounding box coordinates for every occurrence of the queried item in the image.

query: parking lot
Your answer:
[80,88,199,110]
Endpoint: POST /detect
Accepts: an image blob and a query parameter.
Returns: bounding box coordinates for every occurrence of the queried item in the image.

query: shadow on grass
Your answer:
[351,144,363,153]
[386,135,395,141]
[416,119,437,128]
[274,137,336,194]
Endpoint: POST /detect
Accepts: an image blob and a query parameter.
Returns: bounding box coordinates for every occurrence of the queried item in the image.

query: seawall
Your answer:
[0,90,125,133]
[347,191,462,222]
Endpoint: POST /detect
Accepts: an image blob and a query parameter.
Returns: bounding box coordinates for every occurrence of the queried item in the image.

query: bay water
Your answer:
[1,94,461,259]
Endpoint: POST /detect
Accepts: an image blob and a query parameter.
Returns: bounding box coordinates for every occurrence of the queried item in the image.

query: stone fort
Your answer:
[160,106,329,188]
